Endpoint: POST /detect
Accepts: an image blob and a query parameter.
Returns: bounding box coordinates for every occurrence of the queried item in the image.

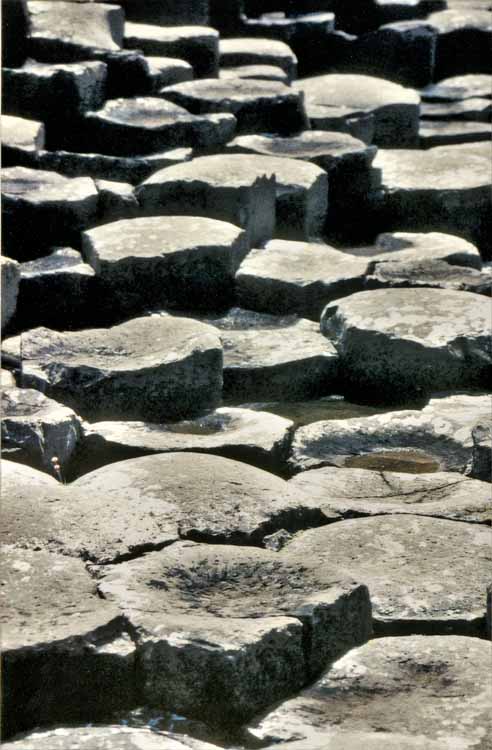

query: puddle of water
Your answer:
[345,450,441,474]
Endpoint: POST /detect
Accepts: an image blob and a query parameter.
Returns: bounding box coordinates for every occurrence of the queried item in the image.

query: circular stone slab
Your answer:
[82,215,249,318]
[98,540,371,723]
[282,516,490,634]
[78,407,294,475]
[4,314,223,421]
[320,288,491,402]
[3,727,221,750]
[294,73,420,147]
[251,636,492,747]
[290,467,491,524]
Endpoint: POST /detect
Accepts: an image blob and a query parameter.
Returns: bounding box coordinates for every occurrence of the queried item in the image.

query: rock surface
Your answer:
[3,727,221,750]
[469,417,492,481]
[2,115,45,165]
[219,37,298,81]
[1,256,20,332]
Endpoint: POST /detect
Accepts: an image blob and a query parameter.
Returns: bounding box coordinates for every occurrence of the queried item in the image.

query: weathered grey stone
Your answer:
[82,216,248,319]
[1,167,99,261]
[220,65,290,84]
[360,230,483,267]
[146,56,194,92]
[422,73,492,102]
[160,78,308,135]
[98,540,371,722]
[289,393,491,475]
[1,257,20,332]
[306,105,376,145]
[281,516,490,634]
[138,153,327,242]
[419,119,492,148]
[5,314,223,421]
[469,418,492,481]
[1,115,45,167]
[374,142,492,256]
[1,545,135,738]
[1,369,16,388]
[3,727,220,750]
[16,248,96,330]
[290,466,491,524]
[84,97,236,157]
[428,9,492,80]
[124,23,219,78]
[26,1,124,62]
[365,257,491,295]
[79,407,293,475]
[2,60,108,126]
[321,289,491,403]
[94,179,140,224]
[1,388,83,477]
[251,636,492,747]
[421,97,492,122]
[219,38,297,82]
[295,74,421,147]
[197,308,339,401]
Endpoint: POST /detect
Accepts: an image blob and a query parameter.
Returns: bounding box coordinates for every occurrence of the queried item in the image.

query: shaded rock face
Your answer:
[1,256,20,333]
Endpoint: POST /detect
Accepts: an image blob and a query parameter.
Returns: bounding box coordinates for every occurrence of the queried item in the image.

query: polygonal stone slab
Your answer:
[290,467,491,524]
[360,230,483,267]
[428,9,492,80]
[160,78,308,135]
[219,38,298,82]
[115,0,210,25]
[420,97,492,122]
[146,56,194,92]
[1,256,20,332]
[1,167,99,261]
[77,407,294,475]
[220,65,289,84]
[366,258,491,296]
[295,73,421,147]
[3,727,221,750]
[1,115,45,166]
[288,393,491,474]
[321,288,491,403]
[1,388,83,477]
[1,545,135,738]
[5,314,222,422]
[198,308,339,401]
[280,516,491,634]
[422,73,492,101]
[419,119,492,148]
[124,23,219,78]
[84,97,236,156]
[82,216,249,319]
[250,636,492,747]
[98,540,371,723]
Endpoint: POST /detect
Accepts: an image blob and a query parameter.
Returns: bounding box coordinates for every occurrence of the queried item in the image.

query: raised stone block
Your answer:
[1,257,20,333]
[219,37,297,82]
[428,9,492,80]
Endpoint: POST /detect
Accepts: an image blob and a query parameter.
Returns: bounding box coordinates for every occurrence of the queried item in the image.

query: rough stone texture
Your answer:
[160,78,308,135]
[290,467,491,524]
[1,369,16,388]
[419,119,492,148]
[288,393,491,475]
[469,418,492,481]
[197,308,339,401]
[1,167,100,261]
[82,216,248,319]
[1,115,45,167]
[98,540,371,722]
[2,61,108,139]
[355,230,483,267]
[16,249,96,330]
[1,545,135,738]
[366,257,492,296]
[420,97,492,122]
[138,153,327,242]
[422,73,492,102]
[146,56,194,92]
[1,256,20,333]
[77,407,294,475]
[124,23,219,78]
[374,142,492,256]
[1,388,83,477]
[84,97,237,157]
[3,727,221,750]
[306,105,376,145]
[219,38,298,82]
[4,314,223,422]
[220,65,290,84]
[280,516,491,634]
[295,74,421,147]
[320,288,492,403]
[428,9,492,80]
[251,636,492,747]
[26,1,124,62]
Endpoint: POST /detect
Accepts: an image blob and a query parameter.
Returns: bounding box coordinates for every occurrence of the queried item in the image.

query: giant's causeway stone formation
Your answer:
[2,0,491,746]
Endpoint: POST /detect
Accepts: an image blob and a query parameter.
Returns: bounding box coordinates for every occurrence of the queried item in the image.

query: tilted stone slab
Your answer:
[220,65,290,84]
[146,56,194,92]
[82,216,248,319]
[98,540,371,722]
[1,545,135,738]
[4,315,223,422]
[219,37,298,82]
[365,256,492,296]
[84,97,236,156]
[3,727,221,750]
[320,288,492,403]
[1,256,20,332]
[279,516,490,634]
[197,308,339,401]
[419,119,492,148]
[1,115,45,166]
[294,74,420,147]
[159,78,308,135]
[290,467,491,524]
[422,73,492,102]
[428,9,492,80]
[78,407,294,475]
[124,23,219,78]
[1,388,83,477]
[251,636,492,747]
[1,167,99,261]
[420,97,492,122]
